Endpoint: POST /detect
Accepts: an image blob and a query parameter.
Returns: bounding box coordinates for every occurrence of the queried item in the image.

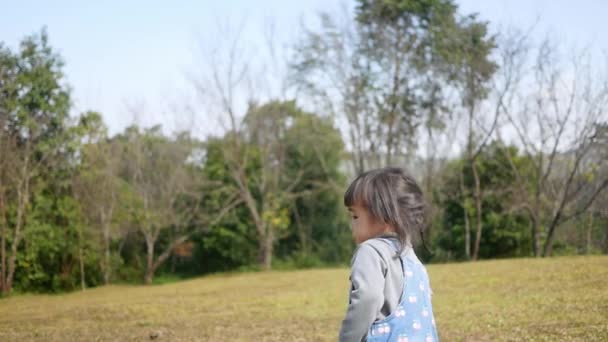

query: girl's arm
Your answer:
[339,243,386,342]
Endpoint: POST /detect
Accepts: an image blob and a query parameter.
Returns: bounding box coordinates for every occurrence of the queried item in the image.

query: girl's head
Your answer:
[344,167,426,248]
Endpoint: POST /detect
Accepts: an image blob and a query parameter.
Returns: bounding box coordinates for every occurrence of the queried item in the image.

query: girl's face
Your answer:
[348,203,392,244]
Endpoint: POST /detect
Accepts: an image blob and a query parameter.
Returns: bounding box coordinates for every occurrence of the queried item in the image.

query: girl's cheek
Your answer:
[351,226,362,243]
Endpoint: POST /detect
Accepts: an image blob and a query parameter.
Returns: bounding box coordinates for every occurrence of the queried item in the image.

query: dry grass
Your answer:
[1,255,607,341]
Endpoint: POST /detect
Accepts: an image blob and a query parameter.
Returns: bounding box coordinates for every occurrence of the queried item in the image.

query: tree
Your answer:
[278,109,349,263]
[450,17,499,261]
[242,101,344,269]
[0,29,71,293]
[199,99,346,270]
[436,143,533,260]
[193,19,347,269]
[291,0,493,176]
[117,125,240,284]
[499,38,608,256]
[71,111,124,285]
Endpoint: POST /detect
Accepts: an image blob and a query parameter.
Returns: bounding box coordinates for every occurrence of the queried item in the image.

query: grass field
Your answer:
[1,255,607,341]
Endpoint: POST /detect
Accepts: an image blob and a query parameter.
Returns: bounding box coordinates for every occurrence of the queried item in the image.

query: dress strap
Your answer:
[382,238,411,305]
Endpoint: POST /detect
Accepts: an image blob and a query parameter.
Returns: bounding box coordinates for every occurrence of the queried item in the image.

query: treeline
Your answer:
[1,0,607,294]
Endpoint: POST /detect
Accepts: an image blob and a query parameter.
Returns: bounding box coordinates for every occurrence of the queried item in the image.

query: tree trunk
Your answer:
[235,170,273,269]
[585,211,593,254]
[542,230,555,257]
[142,233,189,285]
[6,241,19,292]
[6,154,32,293]
[102,215,111,285]
[542,211,563,257]
[259,230,274,270]
[459,169,471,259]
[471,161,483,261]
[424,134,435,249]
[144,236,155,284]
[78,227,86,291]
[531,215,540,257]
[6,186,28,293]
[465,104,475,261]
[602,222,608,254]
[292,204,309,255]
[0,186,6,294]
[144,269,154,285]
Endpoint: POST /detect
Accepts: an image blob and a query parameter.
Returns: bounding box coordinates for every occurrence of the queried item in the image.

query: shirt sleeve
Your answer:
[339,243,386,342]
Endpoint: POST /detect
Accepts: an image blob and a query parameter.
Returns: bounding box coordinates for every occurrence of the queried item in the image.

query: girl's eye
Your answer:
[352,215,358,220]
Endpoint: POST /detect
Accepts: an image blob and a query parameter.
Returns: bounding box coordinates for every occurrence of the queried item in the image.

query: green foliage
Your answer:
[187,100,350,275]
[279,109,351,263]
[14,193,102,292]
[356,0,458,29]
[2,13,606,295]
[0,28,71,155]
[433,143,534,261]
[181,137,259,274]
[0,28,94,293]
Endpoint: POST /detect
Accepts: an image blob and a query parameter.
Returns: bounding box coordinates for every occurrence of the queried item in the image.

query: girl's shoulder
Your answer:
[360,235,418,261]
[362,236,396,251]
[352,236,400,264]
[367,235,409,252]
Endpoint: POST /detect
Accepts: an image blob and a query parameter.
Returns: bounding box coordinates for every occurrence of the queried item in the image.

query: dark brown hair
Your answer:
[344,167,427,252]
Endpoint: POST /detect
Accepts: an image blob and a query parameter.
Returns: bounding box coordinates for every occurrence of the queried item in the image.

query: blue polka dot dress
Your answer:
[365,241,439,342]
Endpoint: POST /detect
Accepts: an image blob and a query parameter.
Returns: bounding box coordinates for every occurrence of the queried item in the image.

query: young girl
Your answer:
[339,167,438,342]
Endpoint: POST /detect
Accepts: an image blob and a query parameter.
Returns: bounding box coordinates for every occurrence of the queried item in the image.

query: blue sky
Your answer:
[1,0,607,135]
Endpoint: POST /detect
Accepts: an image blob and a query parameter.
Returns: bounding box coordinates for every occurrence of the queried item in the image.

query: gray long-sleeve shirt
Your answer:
[339,234,418,342]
